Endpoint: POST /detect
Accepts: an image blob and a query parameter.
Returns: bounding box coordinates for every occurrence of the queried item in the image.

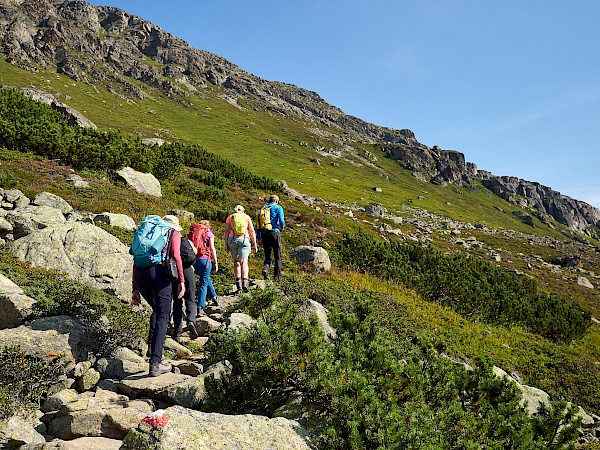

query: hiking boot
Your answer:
[186,321,199,339]
[262,269,270,280]
[196,307,206,318]
[235,278,242,293]
[149,360,172,377]
[242,278,249,293]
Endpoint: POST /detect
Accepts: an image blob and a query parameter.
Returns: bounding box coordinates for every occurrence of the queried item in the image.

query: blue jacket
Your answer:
[258,203,285,239]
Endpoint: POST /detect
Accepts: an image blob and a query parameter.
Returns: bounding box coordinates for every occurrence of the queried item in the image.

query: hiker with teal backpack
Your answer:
[224,204,257,292]
[257,194,285,279]
[130,215,185,377]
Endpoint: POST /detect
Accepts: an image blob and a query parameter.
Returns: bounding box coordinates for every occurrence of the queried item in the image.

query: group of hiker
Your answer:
[130,194,285,377]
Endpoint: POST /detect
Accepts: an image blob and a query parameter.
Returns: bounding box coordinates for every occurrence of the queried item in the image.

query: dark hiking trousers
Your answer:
[262,230,283,278]
[172,265,196,337]
[135,264,173,364]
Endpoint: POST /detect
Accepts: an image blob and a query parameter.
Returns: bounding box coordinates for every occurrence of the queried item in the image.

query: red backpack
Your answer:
[188,223,210,258]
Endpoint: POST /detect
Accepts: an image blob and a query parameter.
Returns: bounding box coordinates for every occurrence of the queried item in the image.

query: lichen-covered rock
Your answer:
[0,414,46,449]
[93,212,136,231]
[290,246,331,272]
[0,273,36,329]
[33,192,74,215]
[42,389,80,413]
[226,312,256,331]
[7,205,66,239]
[116,167,162,198]
[76,367,100,392]
[122,405,315,449]
[0,315,90,367]
[43,436,123,449]
[46,391,153,440]
[9,221,132,300]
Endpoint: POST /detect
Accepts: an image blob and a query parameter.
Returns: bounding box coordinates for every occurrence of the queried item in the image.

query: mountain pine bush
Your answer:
[201,276,580,449]
[335,231,590,343]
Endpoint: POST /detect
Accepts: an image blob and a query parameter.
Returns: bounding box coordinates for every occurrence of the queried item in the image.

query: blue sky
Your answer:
[90,1,600,208]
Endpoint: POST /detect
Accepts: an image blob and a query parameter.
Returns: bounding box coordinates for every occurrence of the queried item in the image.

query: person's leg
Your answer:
[135,267,155,351]
[148,265,172,364]
[195,258,211,308]
[206,272,217,300]
[183,266,197,324]
[233,258,242,291]
[171,281,184,337]
[272,231,283,278]
[262,232,273,278]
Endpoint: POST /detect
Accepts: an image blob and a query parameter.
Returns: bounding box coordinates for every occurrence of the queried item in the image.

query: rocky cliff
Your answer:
[1,0,599,233]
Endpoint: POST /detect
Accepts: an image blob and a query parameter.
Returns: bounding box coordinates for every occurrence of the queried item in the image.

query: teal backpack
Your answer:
[129,215,172,267]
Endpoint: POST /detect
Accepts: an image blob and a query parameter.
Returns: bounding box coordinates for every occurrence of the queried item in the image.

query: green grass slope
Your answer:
[0,59,580,239]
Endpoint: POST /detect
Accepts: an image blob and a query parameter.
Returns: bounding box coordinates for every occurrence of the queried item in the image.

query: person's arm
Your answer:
[278,205,285,230]
[209,236,218,272]
[189,239,198,256]
[132,264,140,305]
[170,231,186,299]
[224,218,231,251]
[248,216,258,252]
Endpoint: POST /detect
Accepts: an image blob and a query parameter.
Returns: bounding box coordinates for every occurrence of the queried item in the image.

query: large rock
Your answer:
[0,316,90,366]
[164,361,232,409]
[299,300,337,341]
[290,246,331,272]
[116,167,162,198]
[33,192,74,215]
[6,204,66,239]
[493,366,550,416]
[46,389,153,440]
[43,436,123,449]
[122,405,315,449]
[226,312,257,331]
[0,414,46,449]
[93,212,136,231]
[0,273,36,329]
[96,347,147,380]
[21,88,97,129]
[9,221,132,300]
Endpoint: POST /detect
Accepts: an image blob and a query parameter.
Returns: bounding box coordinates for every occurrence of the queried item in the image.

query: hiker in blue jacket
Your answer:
[257,194,285,279]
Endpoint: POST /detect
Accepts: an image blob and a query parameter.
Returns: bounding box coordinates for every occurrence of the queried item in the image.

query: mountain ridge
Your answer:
[1,0,599,234]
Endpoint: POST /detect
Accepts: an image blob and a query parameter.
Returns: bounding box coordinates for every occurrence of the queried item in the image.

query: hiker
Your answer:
[131,214,185,377]
[190,220,219,317]
[166,216,199,341]
[224,204,257,292]
[257,194,285,279]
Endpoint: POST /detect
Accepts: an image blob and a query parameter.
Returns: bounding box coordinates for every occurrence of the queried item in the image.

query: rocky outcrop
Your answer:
[21,88,97,129]
[481,174,600,233]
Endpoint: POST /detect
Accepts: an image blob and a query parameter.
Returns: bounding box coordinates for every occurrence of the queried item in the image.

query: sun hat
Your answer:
[234,205,245,213]
[163,214,182,231]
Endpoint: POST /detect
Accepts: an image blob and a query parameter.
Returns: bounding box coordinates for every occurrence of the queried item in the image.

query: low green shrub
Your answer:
[202,276,580,449]
[334,231,590,343]
[0,346,67,419]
